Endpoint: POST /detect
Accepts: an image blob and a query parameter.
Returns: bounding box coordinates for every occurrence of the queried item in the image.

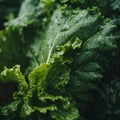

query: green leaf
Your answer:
[21,39,82,120]
[0,65,28,119]
[27,7,101,72]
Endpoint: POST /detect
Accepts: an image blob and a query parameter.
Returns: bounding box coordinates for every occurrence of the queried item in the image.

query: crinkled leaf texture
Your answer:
[0,0,46,74]
[0,0,119,120]
[21,39,82,120]
[0,65,28,120]
[67,18,118,116]
[27,6,101,72]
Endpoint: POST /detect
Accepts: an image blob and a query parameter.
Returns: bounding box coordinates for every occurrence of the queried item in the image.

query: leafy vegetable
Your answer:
[0,0,22,29]
[0,0,120,120]
[0,65,28,120]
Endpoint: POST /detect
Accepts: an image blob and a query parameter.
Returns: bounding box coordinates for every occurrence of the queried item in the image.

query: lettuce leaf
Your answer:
[27,7,101,72]
[68,19,118,118]
[0,0,120,120]
[0,0,46,73]
[0,65,28,119]
[21,39,82,120]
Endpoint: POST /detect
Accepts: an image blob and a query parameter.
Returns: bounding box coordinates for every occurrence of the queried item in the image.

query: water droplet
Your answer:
[61,24,71,31]
[3,37,6,42]
[73,10,79,14]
